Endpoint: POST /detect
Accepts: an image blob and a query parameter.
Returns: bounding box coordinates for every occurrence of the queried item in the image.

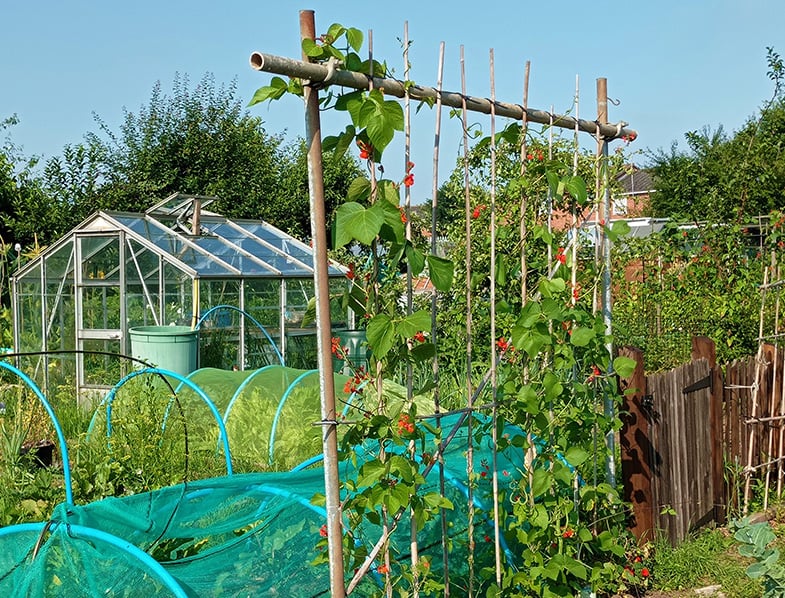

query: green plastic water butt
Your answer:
[333,329,370,374]
[129,326,199,376]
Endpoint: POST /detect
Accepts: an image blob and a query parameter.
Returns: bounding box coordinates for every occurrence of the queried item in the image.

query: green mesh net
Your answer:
[0,366,531,597]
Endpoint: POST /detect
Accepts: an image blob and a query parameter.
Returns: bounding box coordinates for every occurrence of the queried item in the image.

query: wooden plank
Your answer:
[692,337,725,523]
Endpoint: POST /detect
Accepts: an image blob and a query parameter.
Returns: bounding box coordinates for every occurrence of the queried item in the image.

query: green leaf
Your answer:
[517,302,542,327]
[336,90,365,126]
[495,254,507,286]
[613,355,637,378]
[381,98,405,130]
[301,38,323,58]
[565,175,588,205]
[746,562,767,579]
[247,77,289,106]
[329,125,356,163]
[377,179,401,204]
[346,28,363,52]
[301,296,317,327]
[564,446,589,467]
[609,219,631,240]
[405,244,425,276]
[512,327,551,359]
[366,314,396,358]
[365,118,395,155]
[357,459,387,487]
[530,468,552,498]
[399,310,431,338]
[410,342,435,361]
[570,326,595,347]
[336,202,385,245]
[346,177,371,203]
[427,255,454,291]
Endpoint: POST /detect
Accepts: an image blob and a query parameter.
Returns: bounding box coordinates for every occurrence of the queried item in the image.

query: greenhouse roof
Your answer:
[28,194,346,279]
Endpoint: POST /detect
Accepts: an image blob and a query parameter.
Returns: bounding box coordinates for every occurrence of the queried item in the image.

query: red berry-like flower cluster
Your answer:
[343,367,368,395]
[358,140,373,160]
[496,337,512,352]
[403,161,415,187]
[556,247,567,265]
[397,413,415,435]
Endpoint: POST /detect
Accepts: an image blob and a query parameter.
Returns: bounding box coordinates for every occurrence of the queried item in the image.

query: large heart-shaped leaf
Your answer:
[426,255,454,292]
[366,313,396,359]
[334,202,384,246]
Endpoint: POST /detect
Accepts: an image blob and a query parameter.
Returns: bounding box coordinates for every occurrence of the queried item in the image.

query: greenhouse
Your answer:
[10,193,350,398]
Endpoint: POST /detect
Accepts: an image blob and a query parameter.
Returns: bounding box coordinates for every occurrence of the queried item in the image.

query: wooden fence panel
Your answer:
[647,359,713,545]
[622,339,785,545]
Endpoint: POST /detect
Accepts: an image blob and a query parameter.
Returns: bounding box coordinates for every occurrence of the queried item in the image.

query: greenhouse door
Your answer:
[75,234,125,389]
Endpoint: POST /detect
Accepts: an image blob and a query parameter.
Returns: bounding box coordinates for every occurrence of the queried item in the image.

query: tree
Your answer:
[649,48,785,222]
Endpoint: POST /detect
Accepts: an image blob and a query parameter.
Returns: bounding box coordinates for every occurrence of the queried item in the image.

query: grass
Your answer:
[646,519,785,597]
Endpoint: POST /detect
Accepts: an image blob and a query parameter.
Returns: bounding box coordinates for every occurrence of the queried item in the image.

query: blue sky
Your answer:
[2,0,783,195]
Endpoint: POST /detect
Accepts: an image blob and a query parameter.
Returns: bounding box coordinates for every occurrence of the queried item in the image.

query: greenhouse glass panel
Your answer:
[17,264,43,351]
[81,286,122,330]
[44,242,75,351]
[113,215,233,276]
[190,236,269,275]
[125,240,160,329]
[199,280,241,315]
[163,262,193,326]
[243,280,280,329]
[234,223,318,274]
[284,279,313,328]
[82,338,122,386]
[329,278,349,329]
[80,235,120,284]
[204,222,308,276]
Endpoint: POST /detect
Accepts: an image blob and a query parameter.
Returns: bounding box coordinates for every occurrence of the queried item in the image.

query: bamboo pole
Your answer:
[429,40,451,595]
[402,22,422,597]
[249,51,637,140]
[460,44,476,598]
[765,281,781,510]
[488,47,504,587]
[519,61,530,306]
[298,10,345,597]
[745,255,772,513]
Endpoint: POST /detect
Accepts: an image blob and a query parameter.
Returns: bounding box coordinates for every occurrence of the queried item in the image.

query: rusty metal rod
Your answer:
[249,51,636,140]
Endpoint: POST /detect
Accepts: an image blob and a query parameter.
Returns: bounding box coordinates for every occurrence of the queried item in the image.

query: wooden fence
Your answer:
[620,337,785,545]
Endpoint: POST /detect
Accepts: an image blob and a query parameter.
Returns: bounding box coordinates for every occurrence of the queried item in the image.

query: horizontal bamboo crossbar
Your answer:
[249,52,637,140]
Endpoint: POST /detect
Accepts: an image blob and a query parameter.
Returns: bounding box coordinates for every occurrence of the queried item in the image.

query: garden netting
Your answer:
[0,365,534,597]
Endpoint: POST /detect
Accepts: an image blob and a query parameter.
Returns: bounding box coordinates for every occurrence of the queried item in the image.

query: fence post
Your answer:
[691,336,725,524]
[619,345,655,543]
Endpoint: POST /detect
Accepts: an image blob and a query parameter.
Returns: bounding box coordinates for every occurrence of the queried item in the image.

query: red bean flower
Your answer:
[403,173,414,187]
[556,247,567,265]
[413,331,426,343]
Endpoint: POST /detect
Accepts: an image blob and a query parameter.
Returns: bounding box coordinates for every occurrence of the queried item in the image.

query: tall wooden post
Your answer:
[619,346,655,542]
[300,10,346,597]
[691,335,726,523]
